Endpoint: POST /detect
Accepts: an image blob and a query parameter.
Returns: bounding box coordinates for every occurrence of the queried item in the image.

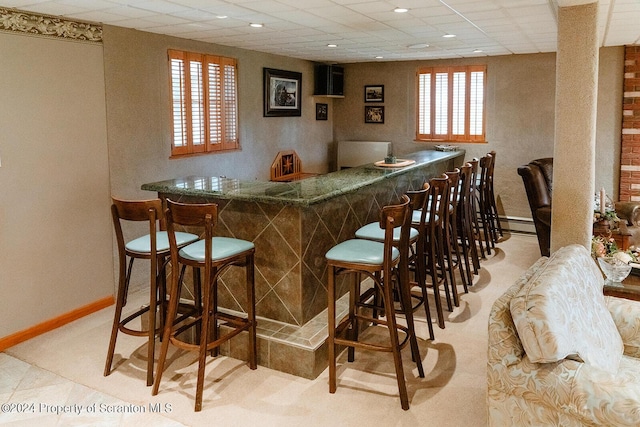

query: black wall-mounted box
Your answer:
[314,64,344,97]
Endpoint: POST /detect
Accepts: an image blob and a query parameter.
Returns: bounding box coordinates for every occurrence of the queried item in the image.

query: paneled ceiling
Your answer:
[1,0,639,63]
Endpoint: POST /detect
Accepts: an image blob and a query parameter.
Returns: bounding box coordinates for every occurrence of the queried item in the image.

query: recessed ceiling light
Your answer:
[442,34,456,38]
[249,23,263,28]
[473,49,483,53]
[216,15,228,19]
[408,43,429,49]
[375,56,384,59]
[394,8,409,13]
[327,44,338,48]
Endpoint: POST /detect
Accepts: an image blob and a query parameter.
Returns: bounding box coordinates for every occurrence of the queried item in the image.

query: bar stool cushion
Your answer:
[355,223,419,242]
[179,237,255,262]
[126,231,198,254]
[325,239,399,265]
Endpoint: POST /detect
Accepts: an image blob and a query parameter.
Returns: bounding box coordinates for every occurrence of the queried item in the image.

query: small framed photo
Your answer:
[316,103,328,120]
[365,106,384,124]
[263,68,302,117]
[364,85,384,102]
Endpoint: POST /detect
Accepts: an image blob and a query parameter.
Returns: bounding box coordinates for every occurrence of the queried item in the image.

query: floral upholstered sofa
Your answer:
[487,244,640,426]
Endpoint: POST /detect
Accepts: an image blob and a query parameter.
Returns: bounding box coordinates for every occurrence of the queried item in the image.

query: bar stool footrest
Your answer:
[168,312,254,353]
[118,305,163,337]
[335,313,411,352]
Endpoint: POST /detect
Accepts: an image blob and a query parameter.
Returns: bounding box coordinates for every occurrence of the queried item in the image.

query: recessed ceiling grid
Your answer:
[1,0,638,62]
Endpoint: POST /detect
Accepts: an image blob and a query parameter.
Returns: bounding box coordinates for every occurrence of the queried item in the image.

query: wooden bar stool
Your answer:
[326,195,424,410]
[419,176,452,328]
[424,172,457,311]
[104,198,198,386]
[355,187,435,340]
[486,151,503,240]
[468,158,486,260]
[477,154,495,255]
[443,168,467,299]
[152,199,257,412]
[457,163,479,282]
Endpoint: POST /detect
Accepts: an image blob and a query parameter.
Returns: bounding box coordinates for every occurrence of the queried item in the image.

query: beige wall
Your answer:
[0,33,113,337]
[335,47,623,220]
[103,25,335,201]
[596,47,624,197]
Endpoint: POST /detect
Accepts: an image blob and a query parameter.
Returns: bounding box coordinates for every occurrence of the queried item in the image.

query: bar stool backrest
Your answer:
[165,199,215,260]
[458,163,472,207]
[479,153,493,193]
[468,158,480,196]
[427,175,450,223]
[445,168,461,210]
[406,186,428,211]
[460,162,476,223]
[111,197,163,259]
[378,195,411,252]
[406,185,429,230]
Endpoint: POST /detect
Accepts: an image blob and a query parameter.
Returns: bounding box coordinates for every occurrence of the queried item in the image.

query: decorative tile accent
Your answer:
[0,8,102,43]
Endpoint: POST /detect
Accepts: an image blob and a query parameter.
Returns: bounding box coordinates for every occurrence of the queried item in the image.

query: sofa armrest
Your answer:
[606,296,640,358]
[489,354,640,426]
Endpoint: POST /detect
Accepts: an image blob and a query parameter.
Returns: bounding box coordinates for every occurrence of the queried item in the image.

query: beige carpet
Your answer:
[1,233,540,426]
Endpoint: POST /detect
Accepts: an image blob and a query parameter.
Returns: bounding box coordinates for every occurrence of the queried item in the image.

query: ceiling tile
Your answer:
[3,0,639,63]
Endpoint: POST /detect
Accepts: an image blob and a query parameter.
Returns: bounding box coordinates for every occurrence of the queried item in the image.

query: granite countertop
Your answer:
[142,149,464,207]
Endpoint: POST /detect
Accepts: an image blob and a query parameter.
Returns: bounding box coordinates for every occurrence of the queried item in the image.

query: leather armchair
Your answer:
[517,158,553,256]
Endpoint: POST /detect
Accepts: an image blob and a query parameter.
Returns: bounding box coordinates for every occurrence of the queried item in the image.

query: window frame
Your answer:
[168,49,239,157]
[415,64,487,143]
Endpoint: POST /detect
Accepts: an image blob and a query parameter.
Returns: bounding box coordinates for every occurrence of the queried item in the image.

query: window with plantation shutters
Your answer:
[169,49,239,156]
[416,65,486,143]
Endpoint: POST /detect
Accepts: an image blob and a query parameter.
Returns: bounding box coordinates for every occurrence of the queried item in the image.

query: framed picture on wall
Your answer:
[365,106,384,123]
[263,68,302,117]
[364,85,384,102]
[316,103,328,120]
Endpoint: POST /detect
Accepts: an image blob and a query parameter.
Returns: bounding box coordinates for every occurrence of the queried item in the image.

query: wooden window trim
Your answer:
[168,49,239,157]
[416,64,486,143]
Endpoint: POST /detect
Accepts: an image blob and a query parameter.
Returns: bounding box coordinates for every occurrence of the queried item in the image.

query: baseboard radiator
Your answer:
[498,216,536,235]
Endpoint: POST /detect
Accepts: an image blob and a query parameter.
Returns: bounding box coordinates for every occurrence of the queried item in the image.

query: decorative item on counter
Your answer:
[597,257,633,285]
[592,234,638,285]
[593,188,618,232]
[434,144,458,152]
[591,234,637,259]
[374,158,416,168]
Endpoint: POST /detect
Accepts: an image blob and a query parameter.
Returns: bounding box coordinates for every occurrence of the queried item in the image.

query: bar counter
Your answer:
[143,150,464,207]
[142,149,465,378]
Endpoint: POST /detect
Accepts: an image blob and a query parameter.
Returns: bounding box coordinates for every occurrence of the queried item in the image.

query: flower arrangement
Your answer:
[591,235,638,263]
[593,209,620,226]
[593,190,620,230]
